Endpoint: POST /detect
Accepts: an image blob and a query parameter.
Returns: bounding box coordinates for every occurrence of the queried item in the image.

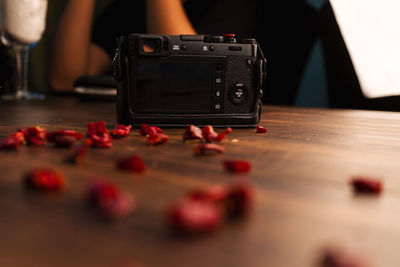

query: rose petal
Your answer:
[223,160,251,173]
[117,155,146,172]
[194,143,225,156]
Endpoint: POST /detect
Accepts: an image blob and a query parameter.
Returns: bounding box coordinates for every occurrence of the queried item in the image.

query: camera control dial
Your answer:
[229,83,248,104]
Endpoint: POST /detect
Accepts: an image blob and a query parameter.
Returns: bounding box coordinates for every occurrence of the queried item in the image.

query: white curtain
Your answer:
[330,0,400,98]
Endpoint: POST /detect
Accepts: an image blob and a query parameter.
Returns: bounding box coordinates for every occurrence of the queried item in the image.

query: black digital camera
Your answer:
[113,34,266,127]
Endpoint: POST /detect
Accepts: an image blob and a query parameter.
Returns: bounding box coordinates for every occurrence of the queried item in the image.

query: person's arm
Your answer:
[146,0,197,35]
[48,0,110,91]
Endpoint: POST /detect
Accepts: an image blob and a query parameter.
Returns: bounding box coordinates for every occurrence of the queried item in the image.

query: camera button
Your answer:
[215,90,221,97]
[234,88,244,99]
[229,84,248,104]
[216,63,224,71]
[209,45,215,52]
[214,103,222,110]
[180,44,187,51]
[215,78,222,84]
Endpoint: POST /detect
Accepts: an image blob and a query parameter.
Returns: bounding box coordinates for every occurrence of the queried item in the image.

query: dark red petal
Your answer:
[224,183,254,218]
[89,133,112,148]
[111,124,132,138]
[140,123,163,136]
[147,133,168,145]
[86,180,135,219]
[194,143,225,156]
[0,131,25,149]
[99,194,136,219]
[202,125,218,143]
[167,199,222,233]
[187,184,230,203]
[86,121,109,136]
[24,126,46,146]
[350,176,383,194]
[24,168,65,192]
[46,130,83,143]
[68,144,87,164]
[223,160,251,173]
[54,135,76,148]
[183,125,203,141]
[87,180,120,206]
[117,155,146,172]
[256,125,267,134]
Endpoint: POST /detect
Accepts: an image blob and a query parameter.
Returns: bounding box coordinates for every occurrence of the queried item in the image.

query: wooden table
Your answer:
[1,97,400,267]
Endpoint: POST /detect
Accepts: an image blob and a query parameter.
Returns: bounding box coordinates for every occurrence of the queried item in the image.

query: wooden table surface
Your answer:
[1,97,400,267]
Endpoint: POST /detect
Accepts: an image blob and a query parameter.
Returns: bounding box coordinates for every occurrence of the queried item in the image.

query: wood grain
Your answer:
[1,97,400,267]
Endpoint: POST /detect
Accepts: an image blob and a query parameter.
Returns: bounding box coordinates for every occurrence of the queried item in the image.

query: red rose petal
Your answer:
[187,182,254,219]
[99,194,135,220]
[24,168,65,192]
[350,176,383,194]
[224,183,254,218]
[86,180,135,219]
[86,121,108,136]
[117,155,146,172]
[139,123,163,136]
[202,125,219,143]
[256,125,267,134]
[223,160,251,173]
[23,126,46,146]
[90,133,112,148]
[54,135,76,148]
[194,143,225,156]
[68,144,87,164]
[0,131,25,149]
[147,133,168,145]
[183,125,203,142]
[187,184,230,203]
[215,127,233,143]
[86,121,113,148]
[46,130,83,143]
[111,124,132,138]
[167,199,222,233]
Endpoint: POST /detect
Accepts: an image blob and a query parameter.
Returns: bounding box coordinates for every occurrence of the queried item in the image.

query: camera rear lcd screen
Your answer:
[133,60,213,113]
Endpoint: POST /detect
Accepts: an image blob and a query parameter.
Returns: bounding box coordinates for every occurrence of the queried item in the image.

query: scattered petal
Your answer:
[67,143,87,164]
[111,124,132,138]
[223,159,251,173]
[167,199,222,234]
[256,125,267,133]
[350,176,383,194]
[117,155,146,173]
[140,123,162,136]
[194,143,225,156]
[86,121,112,148]
[86,180,135,220]
[54,135,77,148]
[46,130,83,143]
[24,168,65,192]
[23,126,47,146]
[183,125,203,142]
[0,131,25,149]
[147,133,168,145]
[202,125,219,143]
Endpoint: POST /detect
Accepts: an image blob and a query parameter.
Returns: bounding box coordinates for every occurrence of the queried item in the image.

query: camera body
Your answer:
[114,34,266,127]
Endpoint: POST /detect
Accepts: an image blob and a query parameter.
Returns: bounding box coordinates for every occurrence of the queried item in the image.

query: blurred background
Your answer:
[29,0,114,94]
[28,0,329,107]
[11,0,400,110]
